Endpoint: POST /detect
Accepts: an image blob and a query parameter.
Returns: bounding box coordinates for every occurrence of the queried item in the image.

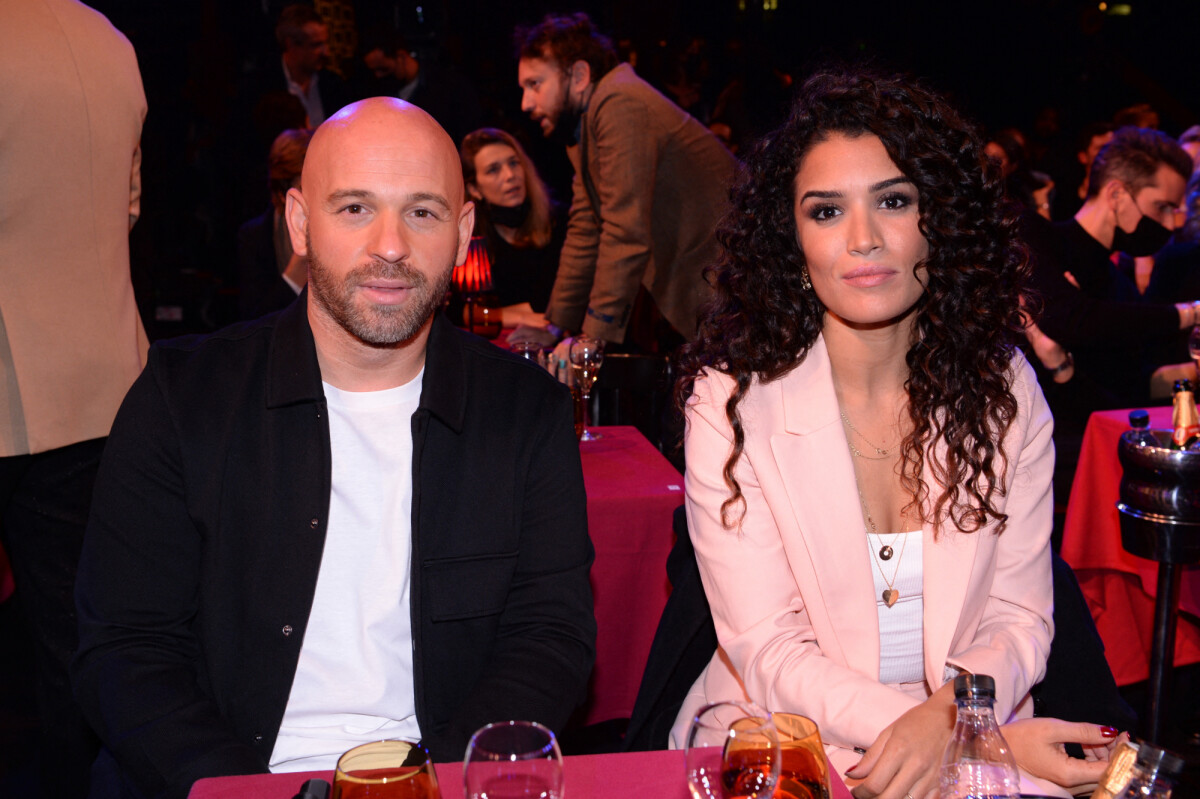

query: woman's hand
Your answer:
[1002,717,1123,794]
[845,681,956,799]
[506,323,559,348]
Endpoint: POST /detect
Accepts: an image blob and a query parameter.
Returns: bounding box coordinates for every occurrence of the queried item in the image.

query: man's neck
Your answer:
[283,55,315,91]
[1074,199,1116,251]
[308,304,431,392]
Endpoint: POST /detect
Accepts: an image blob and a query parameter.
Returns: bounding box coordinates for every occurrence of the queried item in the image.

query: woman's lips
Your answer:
[841,265,897,287]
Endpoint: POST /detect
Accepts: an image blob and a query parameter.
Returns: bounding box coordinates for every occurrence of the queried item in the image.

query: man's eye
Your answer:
[343,204,364,214]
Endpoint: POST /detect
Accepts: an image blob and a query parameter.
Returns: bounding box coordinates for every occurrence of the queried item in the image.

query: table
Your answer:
[579,426,683,725]
[1060,407,1200,685]
[187,747,854,799]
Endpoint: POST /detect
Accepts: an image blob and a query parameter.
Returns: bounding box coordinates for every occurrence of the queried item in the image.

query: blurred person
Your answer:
[460,128,566,344]
[73,98,595,799]
[0,1,148,795]
[237,128,314,320]
[1051,121,1114,221]
[1024,127,1194,516]
[1113,102,1159,130]
[361,29,487,147]
[670,69,1118,799]
[516,12,737,352]
[987,127,1056,220]
[275,3,349,127]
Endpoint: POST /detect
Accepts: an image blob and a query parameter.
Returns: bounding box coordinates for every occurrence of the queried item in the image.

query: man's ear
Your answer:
[569,60,592,94]
[285,187,309,256]
[456,201,476,265]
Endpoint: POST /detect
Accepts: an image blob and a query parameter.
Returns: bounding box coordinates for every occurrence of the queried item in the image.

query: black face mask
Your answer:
[1112,213,1173,256]
[488,198,531,228]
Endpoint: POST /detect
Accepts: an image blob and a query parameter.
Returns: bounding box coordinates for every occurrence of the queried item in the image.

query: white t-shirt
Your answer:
[270,371,424,772]
[866,531,924,685]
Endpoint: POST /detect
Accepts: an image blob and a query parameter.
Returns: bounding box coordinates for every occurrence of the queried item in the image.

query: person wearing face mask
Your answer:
[1023,126,1193,528]
[460,128,566,346]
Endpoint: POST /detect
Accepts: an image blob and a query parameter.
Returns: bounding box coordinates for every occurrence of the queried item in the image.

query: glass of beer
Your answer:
[463,721,564,799]
[771,714,830,799]
[333,740,441,799]
[685,701,780,799]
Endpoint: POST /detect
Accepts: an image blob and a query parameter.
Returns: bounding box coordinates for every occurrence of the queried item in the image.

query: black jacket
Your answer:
[73,296,596,798]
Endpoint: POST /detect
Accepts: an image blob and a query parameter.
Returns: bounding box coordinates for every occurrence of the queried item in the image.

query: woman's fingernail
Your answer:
[1101,726,1118,738]
[844,761,861,776]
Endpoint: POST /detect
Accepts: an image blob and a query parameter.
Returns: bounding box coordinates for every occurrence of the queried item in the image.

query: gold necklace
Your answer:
[855,484,908,609]
[839,409,894,460]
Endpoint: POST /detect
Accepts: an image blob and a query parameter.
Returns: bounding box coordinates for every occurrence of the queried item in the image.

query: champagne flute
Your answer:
[333,740,441,799]
[568,335,605,441]
[463,721,563,799]
[685,701,781,799]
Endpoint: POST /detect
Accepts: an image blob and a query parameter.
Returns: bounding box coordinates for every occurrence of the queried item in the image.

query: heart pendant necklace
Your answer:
[856,485,908,609]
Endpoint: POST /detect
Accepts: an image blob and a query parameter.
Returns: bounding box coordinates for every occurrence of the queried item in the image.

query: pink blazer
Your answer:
[672,335,1055,753]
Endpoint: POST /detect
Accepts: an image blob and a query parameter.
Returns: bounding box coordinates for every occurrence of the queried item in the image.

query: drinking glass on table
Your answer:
[463,720,564,799]
[568,334,605,441]
[771,714,830,799]
[333,740,441,799]
[685,701,781,799]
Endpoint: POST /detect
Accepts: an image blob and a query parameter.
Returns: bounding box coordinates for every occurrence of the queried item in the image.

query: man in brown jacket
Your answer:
[0,1,148,794]
[516,13,737,351]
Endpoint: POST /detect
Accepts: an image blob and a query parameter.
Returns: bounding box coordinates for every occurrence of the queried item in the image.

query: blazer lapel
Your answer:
[768,336,882,677]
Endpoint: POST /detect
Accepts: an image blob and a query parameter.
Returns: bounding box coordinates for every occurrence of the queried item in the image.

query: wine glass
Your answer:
[772,713,831,799]
[333,740,441,799]
[463,721,564,799]
[685,701,781,799]
[568,335,605,441]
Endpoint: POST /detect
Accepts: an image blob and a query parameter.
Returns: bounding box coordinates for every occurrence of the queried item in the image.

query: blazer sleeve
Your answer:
[944,355,1055,720]
[684,373,922,750]
[72,351,268,799]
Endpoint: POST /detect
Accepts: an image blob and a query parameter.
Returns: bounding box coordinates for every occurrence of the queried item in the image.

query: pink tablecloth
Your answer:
[1060,406,1200,685]
[187,748,853,799]
[580,426,683,724]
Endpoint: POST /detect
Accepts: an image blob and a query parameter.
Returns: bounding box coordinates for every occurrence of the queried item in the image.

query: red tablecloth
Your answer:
[187,747,853,799]
[580,426,682,724]
[1060,407,1200,685]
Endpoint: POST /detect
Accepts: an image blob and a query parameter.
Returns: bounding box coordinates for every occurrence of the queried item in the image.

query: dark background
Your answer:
[81,0,1200,339]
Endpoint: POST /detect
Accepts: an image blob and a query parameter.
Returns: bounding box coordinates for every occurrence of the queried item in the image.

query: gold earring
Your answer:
[800,266,812,291]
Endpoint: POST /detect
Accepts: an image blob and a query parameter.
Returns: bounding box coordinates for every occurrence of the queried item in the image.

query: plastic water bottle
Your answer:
[939,674,1019,799]
[1127,409,1159,447]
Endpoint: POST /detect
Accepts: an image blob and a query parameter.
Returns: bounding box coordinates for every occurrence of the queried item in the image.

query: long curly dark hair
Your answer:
[676,69,1029,533]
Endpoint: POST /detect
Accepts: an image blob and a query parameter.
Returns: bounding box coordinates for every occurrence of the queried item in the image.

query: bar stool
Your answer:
[1116,429,1200,742]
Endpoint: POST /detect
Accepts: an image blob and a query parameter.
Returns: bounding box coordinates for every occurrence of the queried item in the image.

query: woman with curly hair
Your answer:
[669,71,1116,798]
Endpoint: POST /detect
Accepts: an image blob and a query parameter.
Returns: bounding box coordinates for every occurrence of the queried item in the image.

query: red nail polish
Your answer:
[1101,726,1118,738]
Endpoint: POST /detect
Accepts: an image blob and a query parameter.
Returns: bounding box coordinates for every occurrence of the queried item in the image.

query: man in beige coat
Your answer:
[517,13,736,350]
[0,0,148,794]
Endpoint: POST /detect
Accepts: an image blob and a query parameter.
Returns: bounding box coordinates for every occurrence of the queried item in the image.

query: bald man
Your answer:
[72,99,596,799]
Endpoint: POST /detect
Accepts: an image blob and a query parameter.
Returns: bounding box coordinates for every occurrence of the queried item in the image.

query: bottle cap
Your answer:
[1134,742,1186,778]
[953,672,995,699]
[1129,409,1151,429]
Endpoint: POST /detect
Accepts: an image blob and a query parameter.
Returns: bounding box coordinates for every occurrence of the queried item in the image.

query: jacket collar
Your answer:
[265,293,467,433]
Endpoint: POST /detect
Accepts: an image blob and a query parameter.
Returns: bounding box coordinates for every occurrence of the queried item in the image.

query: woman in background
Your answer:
[672,70,1118,798]
[460,128,565,345]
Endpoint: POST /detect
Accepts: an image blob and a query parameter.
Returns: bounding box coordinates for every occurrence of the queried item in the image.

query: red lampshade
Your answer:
[452,236,493,293]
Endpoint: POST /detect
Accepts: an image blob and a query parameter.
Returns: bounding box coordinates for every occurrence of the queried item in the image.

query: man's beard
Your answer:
[306,232,453,347]
[545,87,583,147]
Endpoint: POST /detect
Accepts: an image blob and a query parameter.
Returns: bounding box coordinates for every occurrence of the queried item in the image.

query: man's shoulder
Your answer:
[446,325,566,398]
[145,313,286,392]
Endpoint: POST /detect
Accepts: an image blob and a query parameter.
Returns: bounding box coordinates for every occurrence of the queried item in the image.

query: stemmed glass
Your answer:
[464,721,564,799]
[685,701,781,799]
[333,740,441,799]
[568,335,605,441]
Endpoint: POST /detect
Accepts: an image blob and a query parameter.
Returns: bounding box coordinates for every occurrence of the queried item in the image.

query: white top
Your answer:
[270,371,424,772]
[866,531,924,685]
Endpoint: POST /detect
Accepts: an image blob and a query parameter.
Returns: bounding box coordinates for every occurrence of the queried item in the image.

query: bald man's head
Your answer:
[286,97,474,350]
